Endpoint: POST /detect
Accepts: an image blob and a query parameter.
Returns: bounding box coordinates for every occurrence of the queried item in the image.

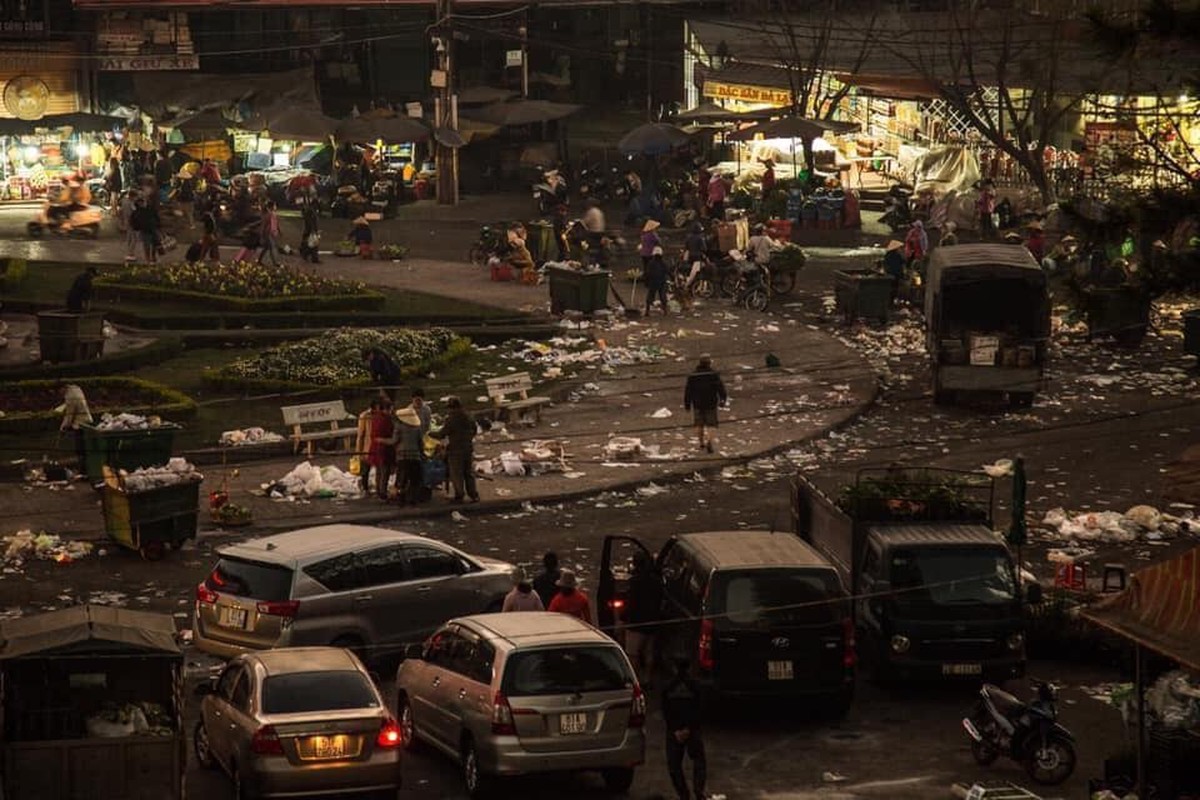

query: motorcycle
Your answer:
[468,224,510,266]
[27,201,103,239]
[962,681,1076,785]
[880,184,915,233]
[724,250,772,312]
[533,168,568,216]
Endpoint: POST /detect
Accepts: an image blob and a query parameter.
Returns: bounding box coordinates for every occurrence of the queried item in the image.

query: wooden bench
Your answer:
[281,400,357,457]
[484,372,552,425]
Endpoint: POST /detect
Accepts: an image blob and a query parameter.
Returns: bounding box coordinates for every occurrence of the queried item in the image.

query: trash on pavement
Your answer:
[3,529,94,566]
[650,407,673,418]
[263,461,363,498]
[983,458,1014,478]
[219,427,285,446]
[93,413,176,431]
[491,440,569,477]
[1145,669,1200,729]
[1039,504,1193,543]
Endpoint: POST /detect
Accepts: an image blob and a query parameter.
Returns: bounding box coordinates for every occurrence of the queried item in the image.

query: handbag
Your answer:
[348,455,362,476]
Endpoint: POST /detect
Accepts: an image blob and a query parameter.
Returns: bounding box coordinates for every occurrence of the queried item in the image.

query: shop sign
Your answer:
[505,50,523,68]
[703,80,791,107]
[98,54,199,72]
[0,0,47,37]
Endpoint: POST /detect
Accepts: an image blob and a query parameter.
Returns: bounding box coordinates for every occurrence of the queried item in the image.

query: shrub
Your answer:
[0,377,196,434]
[95,260,379,306]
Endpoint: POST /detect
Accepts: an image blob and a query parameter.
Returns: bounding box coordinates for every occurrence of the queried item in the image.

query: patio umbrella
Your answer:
[618,122,690,156]
[336,114,430,143]
[674,103,775,124]
[246,103,338,142]
[456,86,518,106]
[729,116,860,142]
[161,110,239,140]
[469,99,582,127]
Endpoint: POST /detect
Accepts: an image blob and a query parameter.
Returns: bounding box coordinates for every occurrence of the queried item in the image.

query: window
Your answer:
[458,638,495,685]
[261,671,380,715]
[404,546,463,580]
[216,665,241,700]
[502,646,633,696]
[229,670,251,713]
[358,545,409,587]
[712,569,845,627]
[862,546,881,581]
[304,553,365,593]
[206,558,293,601]
[424,629,457,666]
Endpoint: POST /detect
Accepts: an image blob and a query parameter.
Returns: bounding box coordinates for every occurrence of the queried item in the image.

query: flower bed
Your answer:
[95,261,385,312]
[0,377,196,434]
[205,327,470,391]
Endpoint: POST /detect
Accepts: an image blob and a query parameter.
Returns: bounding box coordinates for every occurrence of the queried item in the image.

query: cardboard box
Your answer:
[969,334,1000,366]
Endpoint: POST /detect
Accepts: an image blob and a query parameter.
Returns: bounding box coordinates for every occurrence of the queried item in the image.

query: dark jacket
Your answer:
[435,408,476,455]
[532,568,560,608]
[644,255,670,288]
[65,272,95,313]
[625,566,663,626]
[685,232,708,261]
[662,672,704,731]
[684,368,726,412]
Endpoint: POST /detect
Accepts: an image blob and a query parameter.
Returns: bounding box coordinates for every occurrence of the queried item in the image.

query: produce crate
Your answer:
[1083,287,1151,346]
[1184,308,1200,357]
[834,268,892,324]
[100,472,200,560]
[36,311,105,364]
[547,266,611,314]
[81,424,180,483]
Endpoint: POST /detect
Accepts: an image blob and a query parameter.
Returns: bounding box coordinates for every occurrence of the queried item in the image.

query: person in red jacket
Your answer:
[547,570,592,624]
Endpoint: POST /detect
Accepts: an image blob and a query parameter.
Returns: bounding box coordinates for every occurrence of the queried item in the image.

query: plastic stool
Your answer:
[1053,561,1087,591]
[1102,564,1127,593]
[490,263,514,282]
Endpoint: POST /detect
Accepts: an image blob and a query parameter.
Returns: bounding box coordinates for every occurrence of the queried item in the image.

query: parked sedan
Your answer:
[193,647,401,798]
[396,613,646,798]
[192,524,517,661]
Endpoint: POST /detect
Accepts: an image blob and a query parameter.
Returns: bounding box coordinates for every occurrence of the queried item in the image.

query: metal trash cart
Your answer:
[100,467,201,560]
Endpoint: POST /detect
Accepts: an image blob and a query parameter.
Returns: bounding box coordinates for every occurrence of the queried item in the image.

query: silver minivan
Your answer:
[193,525,517,660]
[396,612,646,798]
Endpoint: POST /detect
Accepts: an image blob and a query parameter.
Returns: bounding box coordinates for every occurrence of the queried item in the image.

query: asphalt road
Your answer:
[4,237,1196,798]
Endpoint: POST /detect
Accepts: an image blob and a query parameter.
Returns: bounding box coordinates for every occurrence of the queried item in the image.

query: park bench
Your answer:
[281,400,357,457]
[484,372,552,425]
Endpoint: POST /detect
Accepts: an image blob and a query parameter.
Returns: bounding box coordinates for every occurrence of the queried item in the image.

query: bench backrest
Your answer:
[485,372,534,402]
[281,400,352,428]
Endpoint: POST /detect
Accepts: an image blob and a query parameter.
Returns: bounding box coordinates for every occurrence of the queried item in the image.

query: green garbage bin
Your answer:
[526,221,555,264]
[81,423,181,482]
[834,269,893,323]
[101,478,200,560]
[547,267,611,314]
[37,311,105,363]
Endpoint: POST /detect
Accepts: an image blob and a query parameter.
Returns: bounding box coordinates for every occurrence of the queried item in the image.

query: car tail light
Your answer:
[256,600,300,618]
[608,598,625,611]
[698,618,715,671]
[490,691,516,735]
[250,725,284,755]
[629,684,646,728]
[842,618,857,669]
[376,717,402,748]
[196,582,218,605]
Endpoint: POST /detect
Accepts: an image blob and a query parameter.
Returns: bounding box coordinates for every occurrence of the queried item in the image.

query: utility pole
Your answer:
[519,20,529,99]
[434,0,458,205]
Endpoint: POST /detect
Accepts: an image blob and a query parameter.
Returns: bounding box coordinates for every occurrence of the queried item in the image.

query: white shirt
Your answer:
[582,206,606,234]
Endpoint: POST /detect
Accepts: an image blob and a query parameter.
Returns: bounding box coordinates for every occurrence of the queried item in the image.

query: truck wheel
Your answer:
[770,270,797,295]
[139,541,166,561]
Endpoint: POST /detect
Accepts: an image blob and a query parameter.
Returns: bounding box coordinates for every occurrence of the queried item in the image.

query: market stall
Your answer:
[1081,545,1200,799]
[0,604,185,800]
[334,113,432,214]
[0,113,128,202]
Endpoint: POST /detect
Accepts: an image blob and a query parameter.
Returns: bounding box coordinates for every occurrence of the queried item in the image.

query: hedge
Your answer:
[94,284,387,312]
[0,337,184,381]
[0,376,197,434]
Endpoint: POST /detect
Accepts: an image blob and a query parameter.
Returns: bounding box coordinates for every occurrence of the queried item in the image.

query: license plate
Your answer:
[559,712,588,735]
[299,734,360,761]
[942,663,982,676]
[767,660,794,680]
[217,606,247,629]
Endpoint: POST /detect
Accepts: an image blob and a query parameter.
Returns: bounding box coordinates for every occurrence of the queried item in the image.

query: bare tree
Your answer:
[881,6,1103,204]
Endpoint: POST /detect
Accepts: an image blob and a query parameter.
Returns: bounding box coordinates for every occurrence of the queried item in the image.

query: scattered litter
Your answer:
[1039,505,1193,543]
[93,413,178,432]
[821,771,848,783]
[262,462,362,499]
[451,511,467,523]
[650,407,673,419]
[119,459,203,492]
[983,458,1014,478]
[219,427,285,446]
[1146,670,1200,729]
[635,483,667,497]
[3,530,94,566]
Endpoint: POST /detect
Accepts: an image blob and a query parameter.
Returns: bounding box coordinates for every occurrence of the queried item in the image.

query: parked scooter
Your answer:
[725,249,772,312]
[533,168,568,216]
[880,184,915,233]
[27,201,103,239]
[962,682,1076,785]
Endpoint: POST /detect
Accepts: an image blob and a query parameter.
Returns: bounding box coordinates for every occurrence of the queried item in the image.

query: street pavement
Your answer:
[3,199,1199,798]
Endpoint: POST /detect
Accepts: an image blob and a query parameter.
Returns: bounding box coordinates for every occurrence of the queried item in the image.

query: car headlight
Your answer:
[890,634,911,654]
[1007,632,1025,651]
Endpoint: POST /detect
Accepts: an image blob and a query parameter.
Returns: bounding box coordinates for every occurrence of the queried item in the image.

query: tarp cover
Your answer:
[912,146,981,195]
[0,604,181,660]
[1081,545,1200,671]
[129,67,316,116]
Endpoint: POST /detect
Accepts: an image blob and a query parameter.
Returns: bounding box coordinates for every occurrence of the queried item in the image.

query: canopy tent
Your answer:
[127,67,316,118]
[912,146,982,195]
[456,86,518,106]
[618,122,691,156]
[160,109,240,141]
[336,114,429,143]
[0,604,181,660]
[675,102,776,124]
[244,103,338,142]
[728,116,861,142]
[467,99,582,127]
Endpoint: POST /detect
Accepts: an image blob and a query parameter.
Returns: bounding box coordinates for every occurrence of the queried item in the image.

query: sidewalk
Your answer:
[1,199,880,541]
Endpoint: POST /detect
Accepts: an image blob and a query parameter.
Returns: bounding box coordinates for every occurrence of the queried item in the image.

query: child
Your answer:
[350,216,373,259]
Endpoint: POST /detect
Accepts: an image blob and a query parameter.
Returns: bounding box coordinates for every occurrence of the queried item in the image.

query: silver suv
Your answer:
[193,525,517,660]
[395,612,646,798]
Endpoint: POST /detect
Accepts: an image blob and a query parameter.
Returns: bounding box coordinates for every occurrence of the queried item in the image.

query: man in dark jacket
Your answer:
[662,657,708,800]
[532,551,561,608]
[431,395,478,503]
[623,550,662,687]
[683,355,727,454]
[65,267,98,313]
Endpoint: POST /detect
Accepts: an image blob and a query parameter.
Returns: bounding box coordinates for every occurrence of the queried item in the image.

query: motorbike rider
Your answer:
[746,223,779,267]
[683,221,709,289]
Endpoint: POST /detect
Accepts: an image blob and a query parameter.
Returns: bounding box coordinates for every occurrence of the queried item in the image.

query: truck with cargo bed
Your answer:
[791,467,1039,682]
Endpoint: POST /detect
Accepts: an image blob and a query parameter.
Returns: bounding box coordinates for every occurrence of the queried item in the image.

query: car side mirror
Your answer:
[403,643,425,661]
[1026,582,1043,605]
[193,681,215,698]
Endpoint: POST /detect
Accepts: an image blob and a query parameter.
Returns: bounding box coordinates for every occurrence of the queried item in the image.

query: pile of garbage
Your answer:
[1039,504,1194,544]
[503,336,674,373]
[119,459,203,492]
[93,413,178,431]
[1146,669,1200,729]
[601,436,685,464]
[3,529,94,566]
[85,701,173,738]
[484,440,568,478]
[264,462,362,499]
[833,311,926,388]
[219,427,285,447]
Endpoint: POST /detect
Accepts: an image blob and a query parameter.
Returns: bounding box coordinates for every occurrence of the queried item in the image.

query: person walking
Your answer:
[501,569,545,612]
[533,551,561,608]
[640,219,663,271]
[104,155,122,213]
[390,404,424,505]
[582,200,607,267]
[903,219,928,268]
[662,658,709,800]
[130,197,160,264]
[977,180,997,240]
[119,190,138,262]
[430,395,479,503]
[172,172,196,230]
[299,194,321,264]
[65,267,98,313]
[198,207,220,263]
[683,355,727,454]
[355,398,381,494]
[705,171,727,221]
[367,398,395,501]
[58,383,92,480]
[547,569,592,624]
[644,246,670,316]
[623,550,662,688]
[257,201,281,266]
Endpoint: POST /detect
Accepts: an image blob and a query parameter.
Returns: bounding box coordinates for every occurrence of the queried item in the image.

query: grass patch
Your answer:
[0,376,196,434]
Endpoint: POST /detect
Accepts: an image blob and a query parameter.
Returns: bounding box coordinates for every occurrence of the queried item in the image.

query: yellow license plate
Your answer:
[217,606,247,629]
[299,734,360,761]
[559,713,588,735]
[767,660,794,680]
